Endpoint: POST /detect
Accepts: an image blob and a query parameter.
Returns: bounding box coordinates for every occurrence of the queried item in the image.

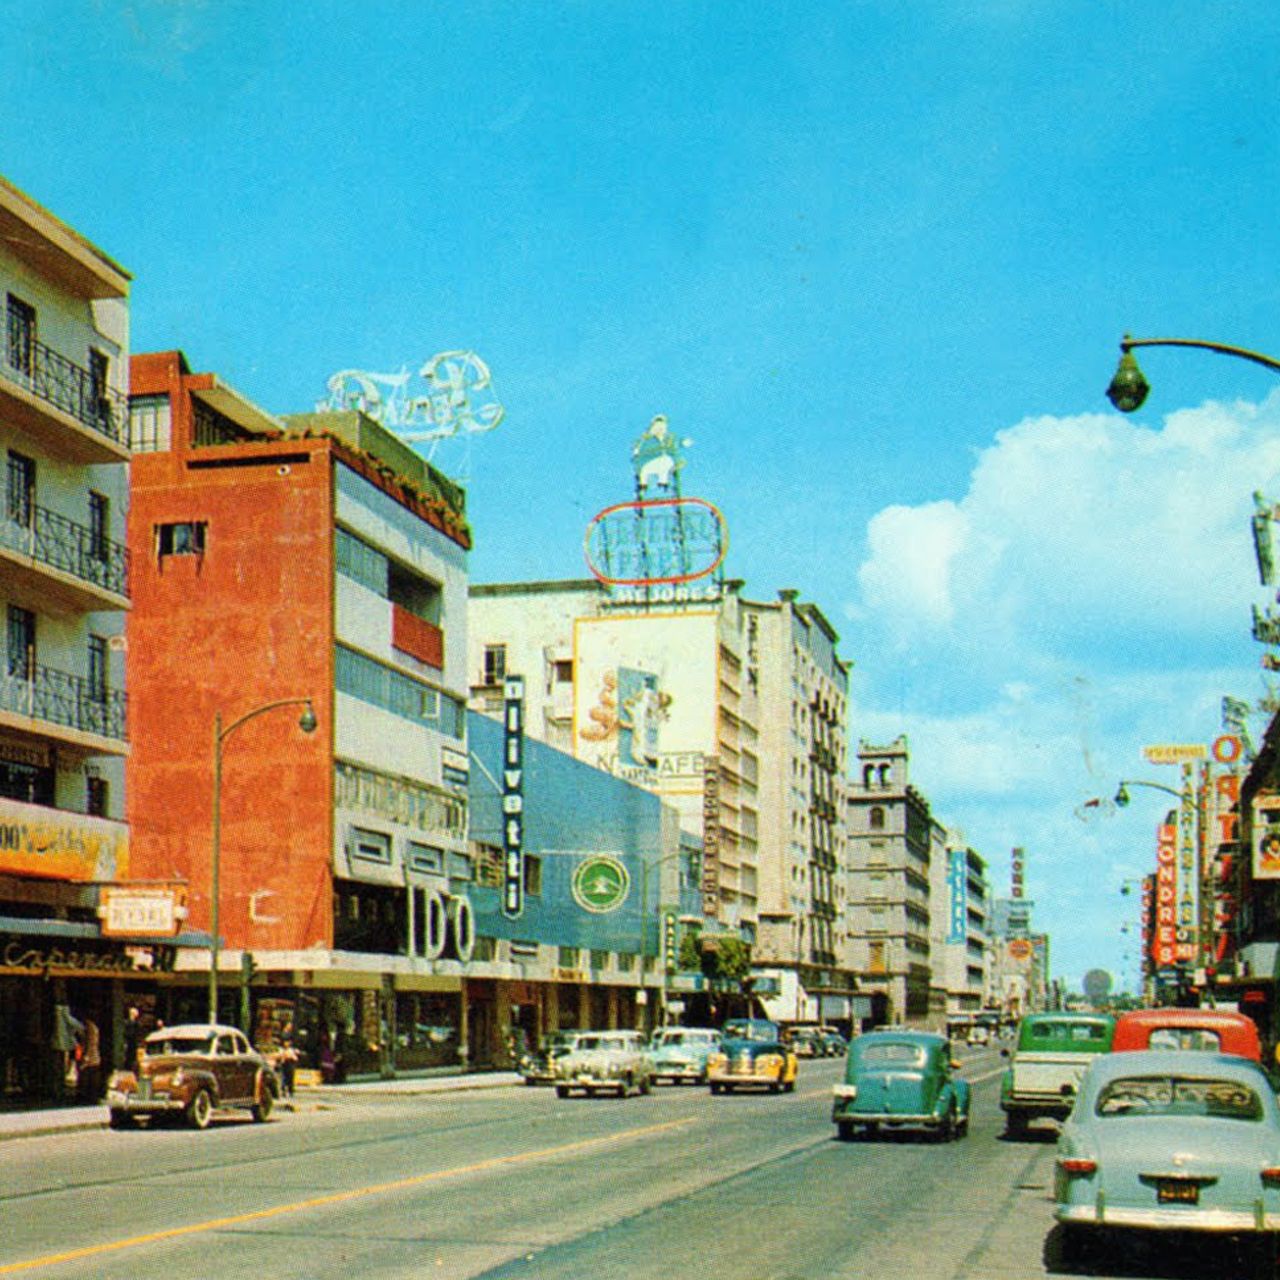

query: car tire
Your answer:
[555,1085,570,1098]
[108,1109,136,1130]
[640,1076,652,1095]
[710,1082,723,1095]
[252,1086,273,1123]
[1004,1109,1029,1140]
[186,1088,213,1130]
[783,1077,796,1093]
[836,1121,856,1142]
[938,1108,956,1143]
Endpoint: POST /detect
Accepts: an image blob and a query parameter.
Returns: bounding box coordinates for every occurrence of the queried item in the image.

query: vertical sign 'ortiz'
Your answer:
[502,676,525,919]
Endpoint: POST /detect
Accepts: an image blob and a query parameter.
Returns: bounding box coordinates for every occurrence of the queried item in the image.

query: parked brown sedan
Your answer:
[106,1023,279,1130]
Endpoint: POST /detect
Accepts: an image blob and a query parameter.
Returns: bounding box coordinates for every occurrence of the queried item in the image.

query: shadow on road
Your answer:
[1043,1222,1277,1279]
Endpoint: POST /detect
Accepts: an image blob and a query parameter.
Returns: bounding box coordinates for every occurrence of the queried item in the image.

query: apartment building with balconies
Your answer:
[742,589,855,1027]
[0,176,141,1103]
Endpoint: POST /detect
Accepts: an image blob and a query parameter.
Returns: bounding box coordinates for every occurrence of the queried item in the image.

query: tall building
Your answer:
[0,177,144,1103]
[845,737,934,1025]
[742,589,854,1024]
[126,354,475,1075]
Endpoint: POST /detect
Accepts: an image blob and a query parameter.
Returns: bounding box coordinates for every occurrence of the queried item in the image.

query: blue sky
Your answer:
[7,1,1280,990]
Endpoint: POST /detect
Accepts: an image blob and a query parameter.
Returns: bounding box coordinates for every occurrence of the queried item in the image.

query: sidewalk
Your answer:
[0,1070,523,1143]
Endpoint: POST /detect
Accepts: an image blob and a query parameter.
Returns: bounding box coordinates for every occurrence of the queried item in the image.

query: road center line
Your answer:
[0,1117,694,1276]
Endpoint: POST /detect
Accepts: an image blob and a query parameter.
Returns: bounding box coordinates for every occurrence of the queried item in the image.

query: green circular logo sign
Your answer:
[572,855,631,913]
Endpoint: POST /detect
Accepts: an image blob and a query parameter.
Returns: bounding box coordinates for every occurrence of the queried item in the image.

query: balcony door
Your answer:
[6,451,34,530]
[5,295,35,379]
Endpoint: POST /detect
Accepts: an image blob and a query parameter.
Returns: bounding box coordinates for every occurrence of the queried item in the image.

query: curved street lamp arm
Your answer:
[1116,778,1183,800]
[1119,336,1280,377]
[219,696,317,745]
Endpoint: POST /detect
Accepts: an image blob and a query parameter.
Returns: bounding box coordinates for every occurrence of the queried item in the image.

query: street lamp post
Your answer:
[639,849,694,1029]
[1115,775,1207,1002]
[1106,335,1280,413]
[210,698,317,1024]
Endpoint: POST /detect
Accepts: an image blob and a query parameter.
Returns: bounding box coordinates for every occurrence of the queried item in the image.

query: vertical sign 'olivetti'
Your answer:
[503,676,525,919]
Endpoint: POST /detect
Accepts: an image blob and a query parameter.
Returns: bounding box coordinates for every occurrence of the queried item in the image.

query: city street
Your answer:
[1,1050,1268,1280]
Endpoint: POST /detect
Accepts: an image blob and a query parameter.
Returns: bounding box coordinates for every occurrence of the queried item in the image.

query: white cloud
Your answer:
[856,500,970,627]
[852,393,1280,666]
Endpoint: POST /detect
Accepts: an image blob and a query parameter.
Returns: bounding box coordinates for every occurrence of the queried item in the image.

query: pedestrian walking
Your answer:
[278,1019,298,1098]
[123,1005,143,1071]
[78,1017,102,1102]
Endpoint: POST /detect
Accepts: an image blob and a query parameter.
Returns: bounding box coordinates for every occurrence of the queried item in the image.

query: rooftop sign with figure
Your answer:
[584,415,728,593]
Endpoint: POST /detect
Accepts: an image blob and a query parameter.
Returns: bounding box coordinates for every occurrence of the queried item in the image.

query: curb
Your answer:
[0,1074,523,1142]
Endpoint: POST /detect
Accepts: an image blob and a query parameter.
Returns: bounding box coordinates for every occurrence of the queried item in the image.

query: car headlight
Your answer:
[757,1054,782,1072]
[832,1083,858,1100]
[708,1054,727,1069]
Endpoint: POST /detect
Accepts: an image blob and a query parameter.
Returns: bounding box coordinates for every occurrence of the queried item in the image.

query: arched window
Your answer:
[869,806,886,830]
[863,764,876,788]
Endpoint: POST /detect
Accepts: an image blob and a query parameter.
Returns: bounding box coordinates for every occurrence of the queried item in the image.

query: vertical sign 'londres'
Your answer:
[502,676,525,919]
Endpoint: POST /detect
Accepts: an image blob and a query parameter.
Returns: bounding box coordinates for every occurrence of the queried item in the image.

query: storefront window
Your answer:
[395,993,460,1068]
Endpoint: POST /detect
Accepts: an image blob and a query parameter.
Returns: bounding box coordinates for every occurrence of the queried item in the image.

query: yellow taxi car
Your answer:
[707,1018,799,1094]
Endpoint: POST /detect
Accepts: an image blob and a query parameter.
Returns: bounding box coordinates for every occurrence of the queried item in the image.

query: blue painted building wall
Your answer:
[467,710,675,954]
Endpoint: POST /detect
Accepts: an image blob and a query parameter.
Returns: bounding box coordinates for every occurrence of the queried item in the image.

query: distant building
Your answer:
[845,737,934,1026]
[932,839,991,1014]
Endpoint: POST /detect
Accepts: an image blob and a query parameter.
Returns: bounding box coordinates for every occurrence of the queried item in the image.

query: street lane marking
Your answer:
[965,1066,1008,1084]
[0,1117,693,1275]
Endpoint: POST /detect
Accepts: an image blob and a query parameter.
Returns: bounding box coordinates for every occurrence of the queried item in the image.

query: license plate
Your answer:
[1157,1180,1200,1205]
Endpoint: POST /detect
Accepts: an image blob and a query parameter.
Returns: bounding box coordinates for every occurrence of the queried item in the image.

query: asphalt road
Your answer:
[0,1050,1271,1280]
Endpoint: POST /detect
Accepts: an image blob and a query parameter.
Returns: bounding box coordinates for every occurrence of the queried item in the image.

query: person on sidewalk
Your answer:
[77,1018,102,1103]
[277,1020,298,1099]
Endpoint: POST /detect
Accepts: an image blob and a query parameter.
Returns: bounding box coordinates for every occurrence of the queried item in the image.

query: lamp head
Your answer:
[1107,346,1150,412]
[299,702,318,734]
[1114,784,1130,808]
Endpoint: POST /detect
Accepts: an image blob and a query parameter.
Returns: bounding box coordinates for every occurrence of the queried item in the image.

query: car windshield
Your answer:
[146,1034,214,1057]
[859,1043,926,1068]
[724,1021,776,1042]
[1096,1075,1263,1121]
[577,1036,626,1052]
[1025,1020,1108,1043]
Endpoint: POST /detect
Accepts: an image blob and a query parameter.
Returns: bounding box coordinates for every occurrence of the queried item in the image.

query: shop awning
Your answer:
[0,915,213,948]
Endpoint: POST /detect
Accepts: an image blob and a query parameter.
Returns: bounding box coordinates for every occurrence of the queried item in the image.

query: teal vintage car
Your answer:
[832,1029,970,1142]
[645,1027,721,1085]
[1054,1049,1280,1267]
[1000,1012,1115,1137]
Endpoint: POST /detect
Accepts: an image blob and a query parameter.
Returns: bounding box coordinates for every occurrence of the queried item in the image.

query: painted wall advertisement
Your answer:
[573,614,719,794]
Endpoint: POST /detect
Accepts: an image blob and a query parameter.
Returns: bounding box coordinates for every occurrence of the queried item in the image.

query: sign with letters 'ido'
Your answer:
[502,676,525,919]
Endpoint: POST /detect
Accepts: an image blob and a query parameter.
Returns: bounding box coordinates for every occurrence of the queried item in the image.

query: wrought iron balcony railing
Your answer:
[3,337,129,447]
[0,504,129,597]
[0,662,127,741]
